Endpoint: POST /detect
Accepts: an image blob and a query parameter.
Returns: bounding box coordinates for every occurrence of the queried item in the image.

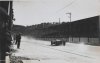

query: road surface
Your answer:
[12,36,100,63]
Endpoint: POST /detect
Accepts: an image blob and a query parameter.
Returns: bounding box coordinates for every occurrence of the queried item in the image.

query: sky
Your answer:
[13,0,100,26]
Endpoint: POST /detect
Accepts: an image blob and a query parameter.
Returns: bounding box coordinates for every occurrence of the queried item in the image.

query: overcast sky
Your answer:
[13,0,100,26]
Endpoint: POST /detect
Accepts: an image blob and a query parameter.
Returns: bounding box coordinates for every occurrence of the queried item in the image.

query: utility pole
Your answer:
[59,18,60,24]
[66,13,71,23]
[66,13,72,42]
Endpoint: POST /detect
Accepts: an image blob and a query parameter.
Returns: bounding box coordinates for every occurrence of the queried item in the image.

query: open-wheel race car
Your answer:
[51,39,66,46]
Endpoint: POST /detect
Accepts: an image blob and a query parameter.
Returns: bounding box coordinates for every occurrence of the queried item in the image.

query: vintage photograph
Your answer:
[0,0,100,63]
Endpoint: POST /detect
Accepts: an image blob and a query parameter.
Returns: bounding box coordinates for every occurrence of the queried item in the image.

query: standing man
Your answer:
[16,33,21,49]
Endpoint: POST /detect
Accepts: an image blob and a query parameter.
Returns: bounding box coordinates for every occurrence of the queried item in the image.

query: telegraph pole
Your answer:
[59,18,60,24]
[66,13,71,23]
[66,13,72,42]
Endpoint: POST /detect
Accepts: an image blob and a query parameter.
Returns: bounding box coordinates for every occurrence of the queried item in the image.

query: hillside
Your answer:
[12,16,99,38]
[12,22,68,38]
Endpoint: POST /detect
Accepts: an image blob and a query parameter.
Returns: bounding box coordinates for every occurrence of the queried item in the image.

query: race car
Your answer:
[51,39,66,46]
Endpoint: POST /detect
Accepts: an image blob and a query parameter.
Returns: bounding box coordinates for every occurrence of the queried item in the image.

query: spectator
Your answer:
[16,33,21,49]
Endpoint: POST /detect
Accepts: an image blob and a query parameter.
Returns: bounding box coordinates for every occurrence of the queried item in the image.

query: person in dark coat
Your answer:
[16,33,21,49]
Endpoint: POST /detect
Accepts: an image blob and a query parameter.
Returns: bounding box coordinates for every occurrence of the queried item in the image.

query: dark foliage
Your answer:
[12,16,99,38]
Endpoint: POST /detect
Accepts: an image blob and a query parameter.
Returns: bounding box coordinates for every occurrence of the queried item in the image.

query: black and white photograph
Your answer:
[0,0,100,63]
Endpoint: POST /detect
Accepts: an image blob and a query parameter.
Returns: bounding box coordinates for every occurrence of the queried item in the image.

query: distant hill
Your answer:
[12,16,99,38]
[12,25,26,34]
[12,22,68,38]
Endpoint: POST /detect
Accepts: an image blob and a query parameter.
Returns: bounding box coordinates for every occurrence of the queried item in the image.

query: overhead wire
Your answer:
[37,0,77,22]
[56,0,77,13]
[39,0,77,13]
